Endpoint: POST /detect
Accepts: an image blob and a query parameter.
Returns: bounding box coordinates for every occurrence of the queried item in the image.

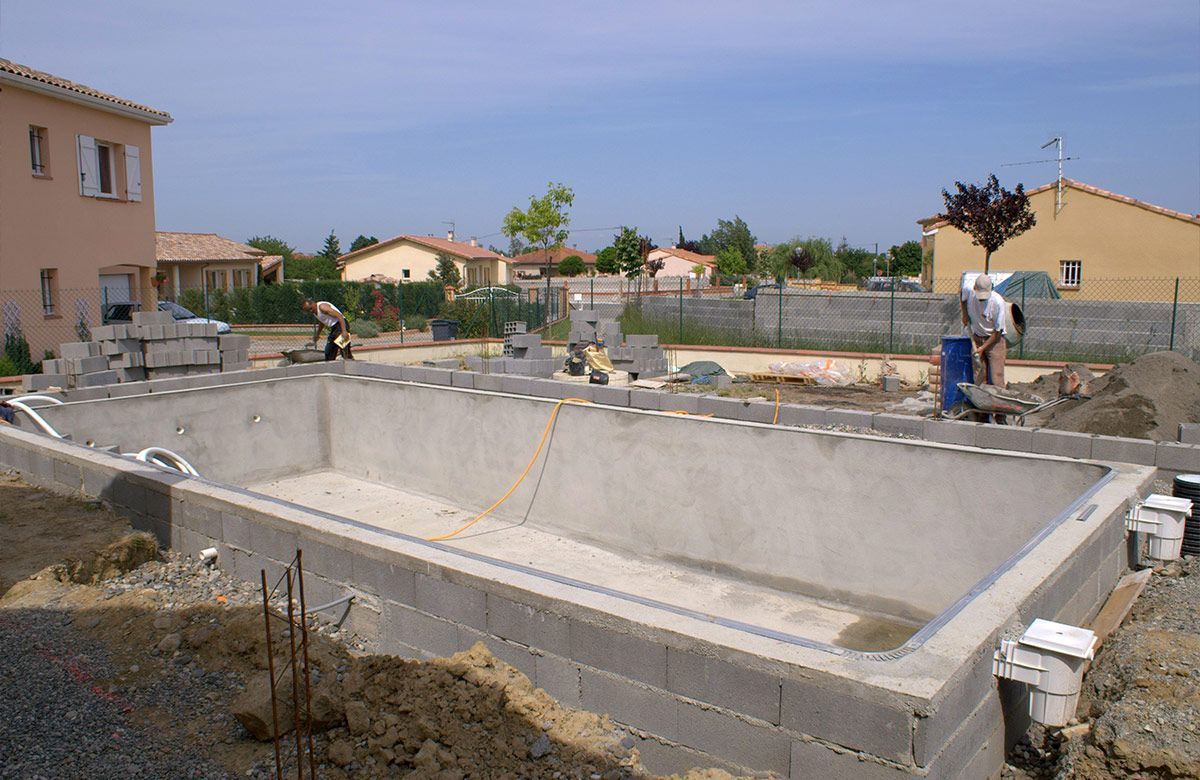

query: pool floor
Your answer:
[248,470,921,651]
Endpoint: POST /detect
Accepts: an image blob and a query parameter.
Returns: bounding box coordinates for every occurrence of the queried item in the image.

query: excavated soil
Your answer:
[1022,351,1200,441]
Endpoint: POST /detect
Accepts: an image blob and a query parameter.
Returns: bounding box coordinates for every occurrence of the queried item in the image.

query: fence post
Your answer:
[590,277,594,310]
[1019,277,1026,358]
[1169,277,1179,351]
[489,287,496,340]
[398,284,404,344]
[889,276,896,354]
[777,286,783,348]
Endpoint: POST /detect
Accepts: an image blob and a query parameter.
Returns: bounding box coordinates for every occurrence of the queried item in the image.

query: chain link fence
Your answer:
[621,277,1200,363]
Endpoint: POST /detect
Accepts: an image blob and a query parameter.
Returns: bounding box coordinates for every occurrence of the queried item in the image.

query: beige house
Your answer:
[0,58,171,353]
[339,232,510,287]
[919,178,1200,300]
[511,246,598,278]
[647,247,717,278]
[155,232,280,299]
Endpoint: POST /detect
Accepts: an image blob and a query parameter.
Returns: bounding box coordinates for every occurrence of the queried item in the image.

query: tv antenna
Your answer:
[1001,136,1077,215]
[441,220,456,240]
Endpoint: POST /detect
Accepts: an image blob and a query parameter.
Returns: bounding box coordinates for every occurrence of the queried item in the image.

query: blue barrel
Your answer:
[940,335,973,414]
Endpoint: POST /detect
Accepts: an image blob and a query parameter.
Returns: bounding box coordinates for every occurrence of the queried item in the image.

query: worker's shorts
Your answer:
[972,334,1007,388]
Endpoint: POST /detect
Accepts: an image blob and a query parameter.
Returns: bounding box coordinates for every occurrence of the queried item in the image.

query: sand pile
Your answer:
[1030,351,1200,441]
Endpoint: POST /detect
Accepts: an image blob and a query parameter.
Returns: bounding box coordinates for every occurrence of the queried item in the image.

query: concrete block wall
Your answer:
[0,417,1147,779]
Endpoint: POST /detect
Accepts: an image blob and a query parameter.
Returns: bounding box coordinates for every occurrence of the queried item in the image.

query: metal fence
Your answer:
[0,281,569,373]
[620,277,1200,363]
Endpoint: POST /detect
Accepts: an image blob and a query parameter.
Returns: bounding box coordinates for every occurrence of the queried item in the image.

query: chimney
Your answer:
[469,237,478,247]
[446,229,456,242]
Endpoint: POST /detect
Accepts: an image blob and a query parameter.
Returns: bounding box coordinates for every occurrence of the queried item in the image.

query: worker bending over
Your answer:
[961,274,1008,388]
[302,299,352,360]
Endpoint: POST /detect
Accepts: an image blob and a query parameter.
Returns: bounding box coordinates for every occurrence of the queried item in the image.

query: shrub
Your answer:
[376,316,400,332]
[0,355,18,377]
[4,330,37,374]
[558,255,586,277]
[178,289,207,317]
[404,314,427,332]
[349,319,380,338]
[436,299,490,338]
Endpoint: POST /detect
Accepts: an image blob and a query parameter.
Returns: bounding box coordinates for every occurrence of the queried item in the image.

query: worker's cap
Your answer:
[973,274,994,300]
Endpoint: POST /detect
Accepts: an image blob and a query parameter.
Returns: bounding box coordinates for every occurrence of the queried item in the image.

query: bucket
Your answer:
[940,335,973,414]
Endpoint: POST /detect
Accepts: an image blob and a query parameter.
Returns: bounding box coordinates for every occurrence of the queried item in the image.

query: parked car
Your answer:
[862,277,926,293]
[743,283,782,300]
[103,300,232,334]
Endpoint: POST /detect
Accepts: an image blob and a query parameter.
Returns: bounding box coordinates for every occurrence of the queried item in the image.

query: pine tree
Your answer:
[319,230,342,261]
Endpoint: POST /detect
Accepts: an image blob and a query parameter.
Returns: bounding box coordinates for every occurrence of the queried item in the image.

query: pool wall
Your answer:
[0,364,1155,778]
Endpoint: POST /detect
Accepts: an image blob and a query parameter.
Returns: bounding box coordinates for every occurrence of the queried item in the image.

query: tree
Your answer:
[246,235,295,261]
[940,174,1036,273]
[646,257,666,277]
[715,247,748,277]
[595,246,619,275]
[428,253,462,287]
[613,227,646,279]
[697,216,757,272]
[319,230,342,262]
[558,255,586,277]
[349,235,379,253]
[888,240,923,277]
[834,237,880,281]
[502,182,575,279]
[282,254,339,280]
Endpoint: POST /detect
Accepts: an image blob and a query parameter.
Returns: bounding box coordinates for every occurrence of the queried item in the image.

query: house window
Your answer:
[402,269,411,279]
[206,269,229,291]
[96,142,114,195]
[1059,260,1082,288]
[233,269,252,288]
[29,126,48,176]
[40,269,57,316]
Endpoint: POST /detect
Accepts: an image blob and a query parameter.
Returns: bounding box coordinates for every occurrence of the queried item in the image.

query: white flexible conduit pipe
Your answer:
[128,447,201,477]
[7,396,66,438]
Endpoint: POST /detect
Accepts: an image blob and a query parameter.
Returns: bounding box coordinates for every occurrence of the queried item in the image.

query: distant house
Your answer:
[646,247,717,277]
[339,232,510,287]
[0,57,171,353]
[155,232,279,299]
[918,178,1200,300]
[511,247,599,278]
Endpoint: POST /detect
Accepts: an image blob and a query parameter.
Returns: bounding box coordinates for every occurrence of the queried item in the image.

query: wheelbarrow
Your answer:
[946,382,1085,425]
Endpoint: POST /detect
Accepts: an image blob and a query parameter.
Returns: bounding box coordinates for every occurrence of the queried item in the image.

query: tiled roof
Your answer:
[0,58,171,123]
[511,247,598,266]
[156,232,267,263]
[651,247,717,266]
[919,178,1200,227]
[338,234,509,266]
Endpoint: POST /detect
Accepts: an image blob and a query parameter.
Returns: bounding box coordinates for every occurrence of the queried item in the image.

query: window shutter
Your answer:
[124,145,142,202]
[77,135,99,197]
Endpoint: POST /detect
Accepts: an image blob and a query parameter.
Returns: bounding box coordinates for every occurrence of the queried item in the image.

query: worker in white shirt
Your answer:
[301,299,352,360]
[960,275,1008,388]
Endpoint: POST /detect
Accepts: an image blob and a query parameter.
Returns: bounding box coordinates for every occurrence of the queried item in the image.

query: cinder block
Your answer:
[21,373,68,391]
[351,555,416,605]
[626,334,659,347]
[825,408,876,429]
[780,677,913,763]
[414,573,487,630]
[666,649,781,724]
[1030,428,1094,459]
[741,400,777,424]
[132,310,174,326]
[579,667,678,740]
[473,373,504,392]
[569,620,667,688]
[779,404,827,427]
[450,371,474,389]
[790,738,912,780]
[60,387,108,402]
[558,383,595,402]
[535,653,581,708]
[675,699,791,776]
[115,367,147,383]
[41,358,67,374]
[1156,442,1200,471]
[78,370,119,387]
[526,378,560,399]
[975,423,1033,452]
[696,396,739,418]
[628,389,662,411]
[422,367,453,386]
[872,412,924,437]
[591,385,631,407]
[67,355,109,374]
[218,333,251,350]
[1090,434,1157,466]
[60,341,100,359]
[344,361,402,380]
[1180,423,1200,445]
[923,418,977,446]
[381,600,459,657]
[510,333,542,348]
[90,325,116,341]
[486,595,570,656]
[660,393,700,414]
[500,375,534,395]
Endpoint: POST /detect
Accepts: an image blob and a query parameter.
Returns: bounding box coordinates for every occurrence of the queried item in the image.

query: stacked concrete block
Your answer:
[90,324,148,382]
[218,334,252,371]
[140,316,221,378]
[504,334,558,377]
[568,309,600,346]
[609,333,668,378]
[502,321,527,357]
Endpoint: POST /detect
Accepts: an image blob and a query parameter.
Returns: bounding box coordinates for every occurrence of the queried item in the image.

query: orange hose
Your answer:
[425,397,592,541]
[773,387,780,424]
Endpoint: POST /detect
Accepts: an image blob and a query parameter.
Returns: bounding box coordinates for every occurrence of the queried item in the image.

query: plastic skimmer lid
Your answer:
[1142,494,1194,513]
[1021,619,1097,658]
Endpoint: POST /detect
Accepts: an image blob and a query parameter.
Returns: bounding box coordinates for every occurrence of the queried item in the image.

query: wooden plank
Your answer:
[748,372,816,385]
[1089,568,1153,646]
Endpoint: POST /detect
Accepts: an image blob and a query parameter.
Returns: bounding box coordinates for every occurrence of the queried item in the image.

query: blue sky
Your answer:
[3,1,1198,253]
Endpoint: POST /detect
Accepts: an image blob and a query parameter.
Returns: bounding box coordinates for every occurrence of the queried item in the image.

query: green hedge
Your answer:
[176,281,446,325]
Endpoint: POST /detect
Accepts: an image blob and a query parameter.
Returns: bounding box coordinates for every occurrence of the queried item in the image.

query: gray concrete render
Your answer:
[0,367,1157,777]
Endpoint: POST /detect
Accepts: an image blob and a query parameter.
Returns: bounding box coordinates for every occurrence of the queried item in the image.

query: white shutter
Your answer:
[124,144,142,202]
[77,135,99,197]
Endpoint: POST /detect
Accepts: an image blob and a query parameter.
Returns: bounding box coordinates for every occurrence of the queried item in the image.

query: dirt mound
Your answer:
[1029,351,1200,441]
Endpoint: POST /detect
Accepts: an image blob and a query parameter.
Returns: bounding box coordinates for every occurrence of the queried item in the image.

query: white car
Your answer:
[157,300,232,334]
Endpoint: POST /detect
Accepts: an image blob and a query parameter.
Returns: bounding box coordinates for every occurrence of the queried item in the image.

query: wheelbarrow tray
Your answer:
[956,382,1045,415]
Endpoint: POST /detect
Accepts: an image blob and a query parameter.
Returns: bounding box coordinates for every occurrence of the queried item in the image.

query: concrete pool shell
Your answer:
[0,365,1154,778]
